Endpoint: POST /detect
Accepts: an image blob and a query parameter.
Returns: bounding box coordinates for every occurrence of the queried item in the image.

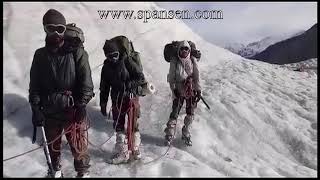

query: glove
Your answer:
[31,105,46,127]
[125,81,136,93]
[194,90,202,102]
[74,104,87,122]
[173,89,180,98]
[100,103,107,116]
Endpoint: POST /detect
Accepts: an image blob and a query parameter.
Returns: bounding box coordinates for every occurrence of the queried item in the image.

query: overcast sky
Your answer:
[156,2,317,46]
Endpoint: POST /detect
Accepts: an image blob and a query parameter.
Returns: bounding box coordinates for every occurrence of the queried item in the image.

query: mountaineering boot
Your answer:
[46,169,63,178]
[181,133,192,146]
[76,171,90,178]
[182,115,193,146]
[109,132,130,164]
[164,118,177,146]
[164,135,174,146]
[132,131,141,160]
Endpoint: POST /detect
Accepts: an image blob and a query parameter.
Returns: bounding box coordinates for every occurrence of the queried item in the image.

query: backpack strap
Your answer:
[72,51,77,64]
[130,41,135,53]
[70,50,78,72]
[72,50,79,85]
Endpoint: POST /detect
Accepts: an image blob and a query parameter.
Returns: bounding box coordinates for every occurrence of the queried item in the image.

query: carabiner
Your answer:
[68,96,75,107]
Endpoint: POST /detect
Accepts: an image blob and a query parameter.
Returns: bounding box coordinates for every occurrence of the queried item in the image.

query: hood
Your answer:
[177,40,191,60]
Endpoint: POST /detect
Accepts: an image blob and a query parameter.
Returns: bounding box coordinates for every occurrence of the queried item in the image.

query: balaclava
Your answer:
[178,40,193,76]
[43,9,66,48]
[103,40,121,64]
[178,40,191,60]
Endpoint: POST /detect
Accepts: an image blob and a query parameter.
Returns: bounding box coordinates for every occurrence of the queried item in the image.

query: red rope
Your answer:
[4,116,90,162]
[127,98,136,154]
[50,109,89,157]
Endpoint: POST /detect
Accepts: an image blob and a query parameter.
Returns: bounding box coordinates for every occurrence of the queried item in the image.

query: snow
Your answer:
[3,2,317,177]
[281,58,317,75]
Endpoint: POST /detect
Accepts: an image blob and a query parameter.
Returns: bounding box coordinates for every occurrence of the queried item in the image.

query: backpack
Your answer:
[163,40,201,63]
[62,23,87,70]
[64,23,85,52]
[103,35,143,72]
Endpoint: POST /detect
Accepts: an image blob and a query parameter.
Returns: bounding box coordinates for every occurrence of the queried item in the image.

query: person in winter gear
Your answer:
[29,9,94,177]
[164,40,201,146]
[100,36,147,164]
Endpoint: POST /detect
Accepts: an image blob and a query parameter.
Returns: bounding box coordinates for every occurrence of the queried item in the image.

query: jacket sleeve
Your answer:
[191,57,201,91]
[124,54,147,90]
[167,59,177,91]
[99,64,111,106]
[75,48,94,105]
[29,49,42,106]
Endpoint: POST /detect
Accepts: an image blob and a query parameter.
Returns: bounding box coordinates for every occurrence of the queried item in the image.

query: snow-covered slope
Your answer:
[3,2,317,177]
[225,31,305,58]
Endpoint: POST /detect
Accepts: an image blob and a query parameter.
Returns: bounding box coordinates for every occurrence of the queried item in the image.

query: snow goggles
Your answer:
[180,46,190,51]
[106,51,120,61]
[44,24,66,35]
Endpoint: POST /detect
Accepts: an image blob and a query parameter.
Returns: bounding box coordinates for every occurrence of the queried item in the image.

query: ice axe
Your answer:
[39,126,55,177]
[199,96,210,110]
[32,126,37,144]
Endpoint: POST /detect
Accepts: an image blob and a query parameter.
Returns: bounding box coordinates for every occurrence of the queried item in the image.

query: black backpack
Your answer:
[64,23,85,52]
[163,40,201,62]
[62,23,88,70]
[103,35,143,72]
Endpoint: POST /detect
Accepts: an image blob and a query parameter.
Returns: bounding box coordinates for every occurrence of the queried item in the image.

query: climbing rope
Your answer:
[141,125,177,166]
[4,85,173,167]
[3,121,83,162]
[4,107,92,162]
[3,146,43,162]
[91,85,126,148]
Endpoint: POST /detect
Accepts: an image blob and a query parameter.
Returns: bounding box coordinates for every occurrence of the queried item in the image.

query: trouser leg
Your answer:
[182,98,195,139]
[165,97,184,139]
[112,103,126,132]
[131,97,141,151]
[64,120,90,174]
[44,119,63,171]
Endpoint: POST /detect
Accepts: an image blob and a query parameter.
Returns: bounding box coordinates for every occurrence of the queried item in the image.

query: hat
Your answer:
[43,9,66,25]
[179,40,191,50]
[103,40,119,54]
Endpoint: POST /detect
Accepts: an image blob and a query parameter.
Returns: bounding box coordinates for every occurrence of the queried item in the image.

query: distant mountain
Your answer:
[225,30,305,58]
[251,24,317,64]
[224,43,245,54]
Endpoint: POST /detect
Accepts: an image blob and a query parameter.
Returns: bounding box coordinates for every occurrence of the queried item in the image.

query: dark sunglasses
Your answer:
[106,51,120,60]
[44,24,66,35]
[180,47,189,51]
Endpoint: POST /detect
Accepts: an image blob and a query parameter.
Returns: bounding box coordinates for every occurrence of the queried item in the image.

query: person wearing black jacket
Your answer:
[29,9,94,178]
[99,38,146,164]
